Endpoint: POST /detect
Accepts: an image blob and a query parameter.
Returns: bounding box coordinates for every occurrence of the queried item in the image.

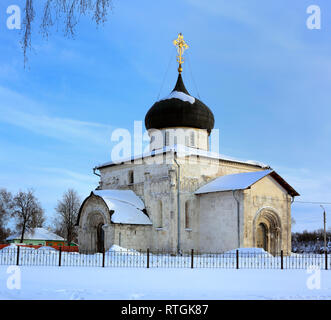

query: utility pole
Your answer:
[320,205,327,253]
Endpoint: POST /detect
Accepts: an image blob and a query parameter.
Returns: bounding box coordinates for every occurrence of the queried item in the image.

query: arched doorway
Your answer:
[256,223,268,251]
[77,194,116,254]
[97,223,105,253]
[85,211,106,253]
[253,208,282,255]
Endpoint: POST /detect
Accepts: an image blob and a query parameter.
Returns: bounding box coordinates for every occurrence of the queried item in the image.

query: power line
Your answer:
[247,196,331,205]
[186,51,201,99]
[294,201,331,205]
[157,47,176,100]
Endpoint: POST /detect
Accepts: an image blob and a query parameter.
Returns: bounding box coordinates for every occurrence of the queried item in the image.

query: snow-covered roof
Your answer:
[92,190,152,226]
[195,170,299,197]
[96,144,269,169]
[93,190,144,210]
[195,170,271,194]
[159,91,195,104]
[6,228,64,241]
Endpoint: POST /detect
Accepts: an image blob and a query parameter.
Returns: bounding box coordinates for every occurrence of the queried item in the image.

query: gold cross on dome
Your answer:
[173,33,189,73]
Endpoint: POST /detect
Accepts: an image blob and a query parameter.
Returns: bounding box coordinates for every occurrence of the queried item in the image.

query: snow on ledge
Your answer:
[96,144,270,169]
[159,91,195,104]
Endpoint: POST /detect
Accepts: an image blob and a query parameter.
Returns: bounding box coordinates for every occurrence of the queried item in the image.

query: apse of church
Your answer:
[76,34,299,255]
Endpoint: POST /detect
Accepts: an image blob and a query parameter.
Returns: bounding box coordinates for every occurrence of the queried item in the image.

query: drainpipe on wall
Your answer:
[174,152,181,255]
[232,190,240,248]
[289,195,295,254]
[93,167,102,189]
[93,167,101,177]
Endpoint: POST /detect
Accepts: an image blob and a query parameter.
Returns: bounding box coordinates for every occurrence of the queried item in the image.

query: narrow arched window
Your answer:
[165,131,170,146]
[185,201,190,229]
[150,135,155,145]
[190,131,195,147]
[155,200,163,228]
[185,135,189,147]
[128,170,134,184]
[150,135,155,143]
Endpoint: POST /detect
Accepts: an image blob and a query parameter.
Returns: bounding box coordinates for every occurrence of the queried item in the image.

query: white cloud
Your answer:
[40,167,97,185]
[0,86,114,147]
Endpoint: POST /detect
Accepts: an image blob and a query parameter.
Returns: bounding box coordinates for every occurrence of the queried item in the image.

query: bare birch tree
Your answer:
[12,189,45,243]
[55,189,81,245]
[21,0,113,65]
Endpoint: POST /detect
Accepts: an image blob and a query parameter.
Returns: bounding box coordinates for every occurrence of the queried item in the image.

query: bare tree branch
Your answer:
[22,0,113,66]
[22,0,35,67]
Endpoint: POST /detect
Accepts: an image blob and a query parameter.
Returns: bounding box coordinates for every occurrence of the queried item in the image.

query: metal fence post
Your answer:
[236,249,239,269]
[147,248,150,268]
[102,248,105,268]
[281,250,283,270]
[58,247,62,267]
[325,250,328,270]
[16,245,20,266]
[191,249,194,269]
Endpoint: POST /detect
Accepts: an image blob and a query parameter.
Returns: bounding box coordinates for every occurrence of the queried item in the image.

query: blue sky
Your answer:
[0,0,330,232]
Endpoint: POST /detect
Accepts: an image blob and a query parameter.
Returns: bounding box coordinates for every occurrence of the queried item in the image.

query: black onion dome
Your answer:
[145,74,215,134]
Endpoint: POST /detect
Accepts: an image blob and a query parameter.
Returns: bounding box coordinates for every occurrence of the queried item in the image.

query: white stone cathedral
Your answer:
[76,34,299,255]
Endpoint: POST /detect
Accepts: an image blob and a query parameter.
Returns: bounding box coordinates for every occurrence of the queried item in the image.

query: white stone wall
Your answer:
[243,175,292,254]
[98,155,178,252]
[196,191,244,253]
[98,152,262,254]
[113,224,152,251]
[173,155,262,253]
[81,151,293,255]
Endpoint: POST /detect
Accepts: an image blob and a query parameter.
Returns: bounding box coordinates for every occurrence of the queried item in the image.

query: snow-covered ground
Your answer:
[0,266,330,300]
[0,245,329,300]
